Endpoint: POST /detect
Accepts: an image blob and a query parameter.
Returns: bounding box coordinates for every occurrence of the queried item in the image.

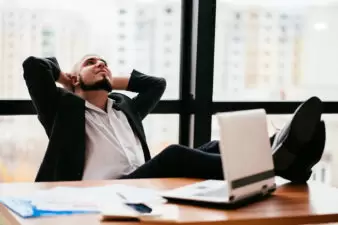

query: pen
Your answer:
[116,192,127,201]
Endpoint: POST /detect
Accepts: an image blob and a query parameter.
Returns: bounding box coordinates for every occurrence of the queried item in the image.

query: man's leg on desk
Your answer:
[121,96,325,183]
[121,144,224,180]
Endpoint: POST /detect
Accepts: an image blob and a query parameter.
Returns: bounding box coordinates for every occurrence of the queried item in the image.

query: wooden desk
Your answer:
[1,178,338,225]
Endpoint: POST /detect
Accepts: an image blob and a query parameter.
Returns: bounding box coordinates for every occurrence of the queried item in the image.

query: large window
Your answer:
[209,0,338,186]
[213,0,338,101]
[2,0,338,186]
[0,0,181,99]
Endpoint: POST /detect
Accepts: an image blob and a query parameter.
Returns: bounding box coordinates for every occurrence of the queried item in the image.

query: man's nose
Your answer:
[97,61,105,68]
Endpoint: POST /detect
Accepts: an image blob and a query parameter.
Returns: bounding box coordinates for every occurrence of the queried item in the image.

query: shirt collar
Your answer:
[85,98,115,114]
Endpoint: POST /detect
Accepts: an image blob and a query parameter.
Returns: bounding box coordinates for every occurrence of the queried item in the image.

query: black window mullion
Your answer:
[178,0,194,147]
[191,0,217,147]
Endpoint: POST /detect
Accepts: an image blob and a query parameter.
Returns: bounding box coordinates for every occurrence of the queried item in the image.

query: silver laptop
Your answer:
[161,109,276,205]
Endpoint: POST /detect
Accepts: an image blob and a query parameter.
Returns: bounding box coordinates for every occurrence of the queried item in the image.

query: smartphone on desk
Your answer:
[125,203,152,214]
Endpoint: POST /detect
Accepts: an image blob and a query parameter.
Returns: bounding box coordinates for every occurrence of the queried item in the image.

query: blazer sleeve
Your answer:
[22,56,62,136]
[126,70,167,120]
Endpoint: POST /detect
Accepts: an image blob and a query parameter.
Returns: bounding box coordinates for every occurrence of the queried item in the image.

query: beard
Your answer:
[79,75,113,92]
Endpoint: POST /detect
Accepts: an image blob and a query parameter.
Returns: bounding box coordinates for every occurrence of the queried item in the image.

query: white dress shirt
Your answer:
[82,98,145,180]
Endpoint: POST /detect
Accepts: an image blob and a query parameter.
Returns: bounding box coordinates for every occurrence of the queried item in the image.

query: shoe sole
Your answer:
[277,121,326,183]
[273,96,323,171]
[289,96,323,145]
[305,121,326,171]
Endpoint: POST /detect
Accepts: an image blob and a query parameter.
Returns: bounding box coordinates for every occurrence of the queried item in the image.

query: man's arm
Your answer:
[113,70,166,120]
[22,56,66,136]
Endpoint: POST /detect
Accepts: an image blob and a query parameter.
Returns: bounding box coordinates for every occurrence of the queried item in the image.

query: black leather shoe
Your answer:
[275,121,326,183]
[272,96,323,172]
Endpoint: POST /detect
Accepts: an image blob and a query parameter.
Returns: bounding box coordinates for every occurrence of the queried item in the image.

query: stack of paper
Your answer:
[0,184,168,219]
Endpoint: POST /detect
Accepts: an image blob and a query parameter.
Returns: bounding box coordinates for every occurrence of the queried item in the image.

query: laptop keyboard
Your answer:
[163,180,229,199]
[190,180,228,198]
[194,186,228,197]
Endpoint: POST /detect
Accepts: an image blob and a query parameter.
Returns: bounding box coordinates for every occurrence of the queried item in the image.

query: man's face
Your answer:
[75,55,113,92]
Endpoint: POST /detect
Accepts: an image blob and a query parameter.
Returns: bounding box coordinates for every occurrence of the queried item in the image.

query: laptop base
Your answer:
[163,187,276,209]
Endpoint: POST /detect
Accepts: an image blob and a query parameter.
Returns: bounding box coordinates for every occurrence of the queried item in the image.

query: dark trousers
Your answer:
[120,136,275,180]
[121,141,224,180]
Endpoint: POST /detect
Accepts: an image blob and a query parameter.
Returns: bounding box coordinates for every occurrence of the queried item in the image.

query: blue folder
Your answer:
[0,197,99,218]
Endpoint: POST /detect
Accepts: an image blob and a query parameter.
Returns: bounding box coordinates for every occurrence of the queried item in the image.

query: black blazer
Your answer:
[22,56,166,182]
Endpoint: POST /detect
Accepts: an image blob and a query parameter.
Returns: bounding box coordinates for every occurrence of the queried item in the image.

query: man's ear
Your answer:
[70,75,80,87]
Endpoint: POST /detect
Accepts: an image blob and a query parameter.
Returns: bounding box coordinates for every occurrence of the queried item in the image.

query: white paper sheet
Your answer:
[21,184,167,212]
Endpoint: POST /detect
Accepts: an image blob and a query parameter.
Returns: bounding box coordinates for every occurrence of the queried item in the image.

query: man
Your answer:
[23,55,325,183]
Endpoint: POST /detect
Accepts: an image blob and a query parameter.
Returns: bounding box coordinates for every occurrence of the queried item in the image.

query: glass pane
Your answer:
[143,114,179,156]
[0,116,47,182]
[0,114,178,182]
[0,0,181,99]
[211,114,334,185]
[214,0,338,101]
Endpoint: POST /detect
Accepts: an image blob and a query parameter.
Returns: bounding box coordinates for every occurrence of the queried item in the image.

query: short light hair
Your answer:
[71,53,101,76]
